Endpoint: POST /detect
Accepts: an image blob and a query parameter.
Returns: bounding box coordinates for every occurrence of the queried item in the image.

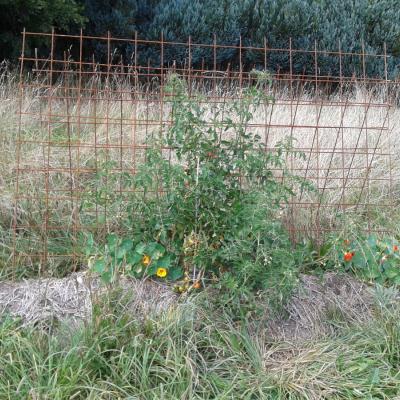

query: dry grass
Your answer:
[0,272,176,329]
[0,270,374,342]
[0,64,399,277]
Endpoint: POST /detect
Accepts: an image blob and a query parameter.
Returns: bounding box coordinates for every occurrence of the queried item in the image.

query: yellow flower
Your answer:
[142,254,151,266]
[156,267,168,278]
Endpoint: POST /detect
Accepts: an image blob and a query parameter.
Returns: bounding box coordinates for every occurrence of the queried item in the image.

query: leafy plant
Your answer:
[345,235,400,285]
[83,232,182,283]
[323,233,400,286]
[86,72,309,301]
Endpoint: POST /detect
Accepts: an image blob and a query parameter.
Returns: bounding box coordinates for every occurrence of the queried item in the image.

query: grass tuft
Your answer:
[0,286,399,399]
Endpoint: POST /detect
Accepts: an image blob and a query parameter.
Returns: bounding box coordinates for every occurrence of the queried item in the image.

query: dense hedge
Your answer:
[140,0,400,78]
[2,0,400,78]
[0,0,85,61]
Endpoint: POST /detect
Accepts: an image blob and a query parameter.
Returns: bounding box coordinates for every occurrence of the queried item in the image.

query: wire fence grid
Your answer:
[13,30,395,273]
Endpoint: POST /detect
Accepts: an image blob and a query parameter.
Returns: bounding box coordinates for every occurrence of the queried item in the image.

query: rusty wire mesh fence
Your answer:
[13,30,394,274]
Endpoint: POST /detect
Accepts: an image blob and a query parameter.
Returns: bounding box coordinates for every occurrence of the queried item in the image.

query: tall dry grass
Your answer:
[0,64,399,276]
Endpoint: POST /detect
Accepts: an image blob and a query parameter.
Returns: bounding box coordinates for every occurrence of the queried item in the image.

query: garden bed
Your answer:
[0,271,378,342]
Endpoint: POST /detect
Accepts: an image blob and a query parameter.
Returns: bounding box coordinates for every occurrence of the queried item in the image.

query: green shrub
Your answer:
[6,0,400,78]
[342,235,400,285]
[85,72,308,304]
[139,0,400,78]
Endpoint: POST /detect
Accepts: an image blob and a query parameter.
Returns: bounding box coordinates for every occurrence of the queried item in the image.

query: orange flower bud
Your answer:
[344,252,353,262]
[142,254,151,266]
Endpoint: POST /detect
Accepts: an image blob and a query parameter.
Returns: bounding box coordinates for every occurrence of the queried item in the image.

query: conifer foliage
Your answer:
[2,0,400,77]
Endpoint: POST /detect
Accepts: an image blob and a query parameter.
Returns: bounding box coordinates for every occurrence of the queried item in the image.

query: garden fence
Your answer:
[13,30,395,273]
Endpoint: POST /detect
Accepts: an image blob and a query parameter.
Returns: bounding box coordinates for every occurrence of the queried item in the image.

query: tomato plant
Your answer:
[83,72,310,295]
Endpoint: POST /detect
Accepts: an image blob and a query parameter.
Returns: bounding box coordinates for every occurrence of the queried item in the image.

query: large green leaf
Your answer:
[128,264,144,278]
[383,265,399,279]
[147,264,158,276]
[168,267,183,281]
[146,242,165,260]
[126,252,142,266]
[93,259,106,274]
[120,239,133,252]
[352,252,367,269]
[107,234,118,250]
[115,239,134,259]
[134,242,146,255]
[393,275,400,285]
[157,255,172,268]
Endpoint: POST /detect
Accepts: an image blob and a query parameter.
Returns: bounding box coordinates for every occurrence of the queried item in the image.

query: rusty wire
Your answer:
[13,30,394,273]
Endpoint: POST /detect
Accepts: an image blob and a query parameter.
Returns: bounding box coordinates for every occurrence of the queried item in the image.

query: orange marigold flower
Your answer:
[393,245,399,252]
[344,252,354,262]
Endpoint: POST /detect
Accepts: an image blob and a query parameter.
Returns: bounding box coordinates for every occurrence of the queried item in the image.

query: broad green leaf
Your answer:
[352,252,367,268]
[115,248,126,259]
[393,275,400,285]
[115,239,133,259]
[168,267,183,280]
[134,242,146,255]
[120,239,133,252]
[93,259,106,274]
[107,234,118,249]
[126,252,142,265]
[383,265,399,279]
[147,264,158,275]
[128,264,144,278]
[146,242,165,259]
[157,255,171,268]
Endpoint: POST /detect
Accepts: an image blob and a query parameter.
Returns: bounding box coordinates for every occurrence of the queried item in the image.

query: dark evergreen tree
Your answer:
[142,0,400,78]
[1,0,399,78]
[0,0,85,61]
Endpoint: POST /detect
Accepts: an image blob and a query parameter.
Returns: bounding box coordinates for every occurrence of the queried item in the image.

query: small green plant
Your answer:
[83,232,183,283]
[324,233,400,286]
